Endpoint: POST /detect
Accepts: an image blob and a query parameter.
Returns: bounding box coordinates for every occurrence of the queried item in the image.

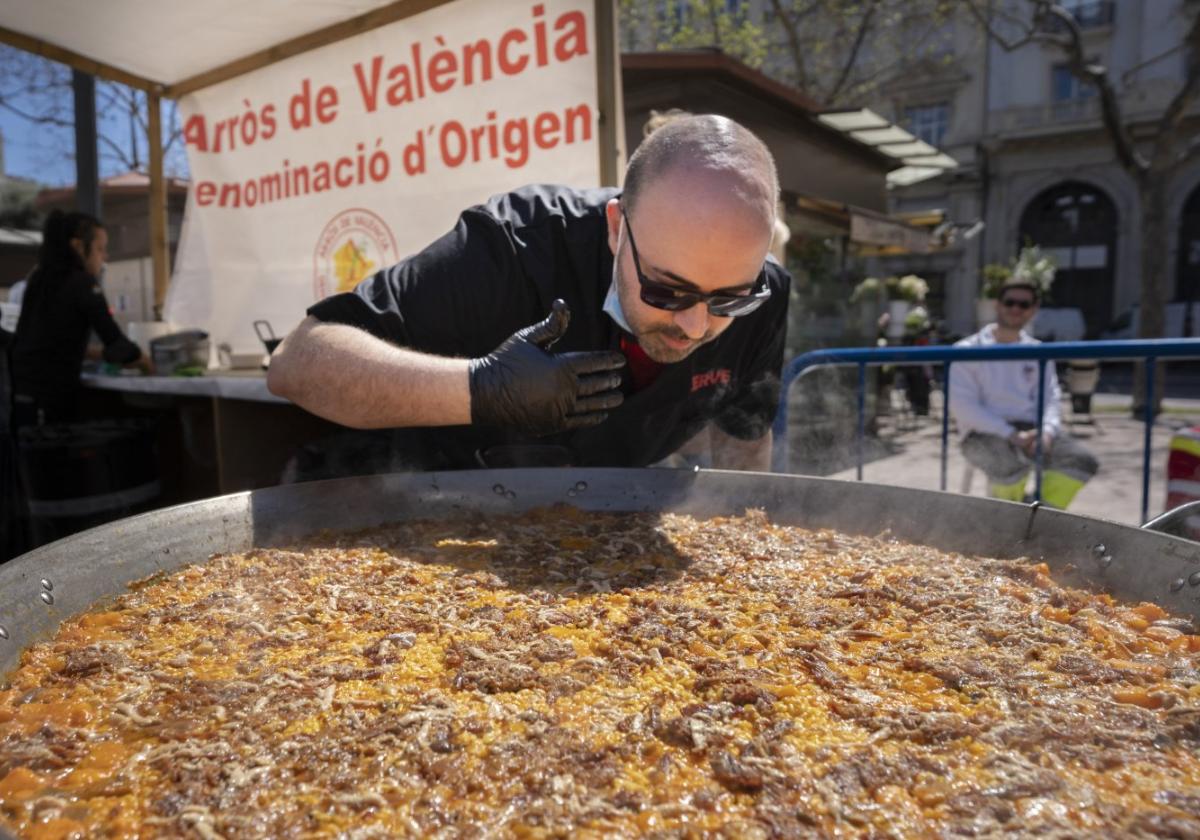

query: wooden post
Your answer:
[147,91,169,318]
[593,0,626,187]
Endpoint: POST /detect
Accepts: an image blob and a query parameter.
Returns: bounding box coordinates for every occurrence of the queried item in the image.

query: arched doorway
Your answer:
[1018,181,1118,336]
[1177,184,1200,337]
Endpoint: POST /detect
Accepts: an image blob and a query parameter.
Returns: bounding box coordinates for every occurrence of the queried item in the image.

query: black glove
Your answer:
[468,300,626,436]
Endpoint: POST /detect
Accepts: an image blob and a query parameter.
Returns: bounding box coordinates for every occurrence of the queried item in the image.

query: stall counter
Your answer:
[80,370,338,498]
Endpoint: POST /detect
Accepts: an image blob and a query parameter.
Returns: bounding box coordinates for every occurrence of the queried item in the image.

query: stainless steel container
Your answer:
[148,329,209,374]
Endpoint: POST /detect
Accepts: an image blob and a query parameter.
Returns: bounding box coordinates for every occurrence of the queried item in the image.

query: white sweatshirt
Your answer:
[947,324,1062,439]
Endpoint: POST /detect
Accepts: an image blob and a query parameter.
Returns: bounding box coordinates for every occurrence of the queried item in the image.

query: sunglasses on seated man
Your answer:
[1000,296,1035,310]
[620,205,771,317]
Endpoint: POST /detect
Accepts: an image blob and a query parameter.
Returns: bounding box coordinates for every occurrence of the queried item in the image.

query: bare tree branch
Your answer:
[768,0,810,92]
[1120,42,1188,86]
[1154,11,1200,145]
[98,132,136,169]
[831,11,962,105]
[827,0,879,102]
[962,0,1040,52]
[0,98,72,129]
[1038,1,1147,174]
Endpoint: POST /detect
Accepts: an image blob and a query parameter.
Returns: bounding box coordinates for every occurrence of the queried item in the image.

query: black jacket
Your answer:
[307,184,790,470]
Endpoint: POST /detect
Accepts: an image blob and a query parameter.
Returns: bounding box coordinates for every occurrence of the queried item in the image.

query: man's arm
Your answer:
[269,305,624,433]
[267,316,471,429]
[711,426,772,471]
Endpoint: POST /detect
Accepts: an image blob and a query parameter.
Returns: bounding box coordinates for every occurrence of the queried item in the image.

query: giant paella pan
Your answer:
[2,469,1200,837]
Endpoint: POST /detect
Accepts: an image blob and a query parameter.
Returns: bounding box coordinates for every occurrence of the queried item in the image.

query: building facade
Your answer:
[620,1,1200,338]
[870,0,1200,337]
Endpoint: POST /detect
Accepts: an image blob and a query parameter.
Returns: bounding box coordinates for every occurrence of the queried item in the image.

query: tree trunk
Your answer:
[1132,172,1170,417]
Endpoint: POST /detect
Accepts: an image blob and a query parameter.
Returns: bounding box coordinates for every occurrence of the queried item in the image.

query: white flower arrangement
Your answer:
[1011,246,1057,296]
[849,274,929,305]
[895,274,929,304]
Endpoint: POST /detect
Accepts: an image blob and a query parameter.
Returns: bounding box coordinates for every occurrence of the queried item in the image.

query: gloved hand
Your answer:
[469,299,626,436]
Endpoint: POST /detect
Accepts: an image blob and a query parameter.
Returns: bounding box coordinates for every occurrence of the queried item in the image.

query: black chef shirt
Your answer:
[306,184,790,470]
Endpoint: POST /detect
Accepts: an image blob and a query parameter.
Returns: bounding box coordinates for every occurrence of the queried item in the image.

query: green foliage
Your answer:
[620,0,766,68]
[849,276,884,305]
[0,178,41,230]
[904,305,931,334]
[980,263,1011,300]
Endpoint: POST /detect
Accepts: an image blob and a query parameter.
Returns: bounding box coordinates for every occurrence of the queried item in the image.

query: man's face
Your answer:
[995,287,1038,331]
[605,172,771,364]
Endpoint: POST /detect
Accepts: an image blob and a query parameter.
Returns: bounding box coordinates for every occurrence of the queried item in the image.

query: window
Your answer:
[1058,0,1114,29]
[903,103,949,147]
[1052,64,1097,101]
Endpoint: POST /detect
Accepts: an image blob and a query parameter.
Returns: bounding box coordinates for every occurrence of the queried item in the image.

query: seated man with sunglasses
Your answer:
[948,275,1099,508]
[268,114,789,473]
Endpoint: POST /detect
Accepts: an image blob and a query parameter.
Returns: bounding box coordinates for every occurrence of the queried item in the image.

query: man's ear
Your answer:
[605,199,622,256]
[68,237,87,261]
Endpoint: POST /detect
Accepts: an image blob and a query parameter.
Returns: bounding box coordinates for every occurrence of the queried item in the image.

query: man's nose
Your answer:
[673,303,710,339]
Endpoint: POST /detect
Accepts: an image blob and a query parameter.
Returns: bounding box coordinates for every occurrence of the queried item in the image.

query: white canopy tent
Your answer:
[0,0,624,312]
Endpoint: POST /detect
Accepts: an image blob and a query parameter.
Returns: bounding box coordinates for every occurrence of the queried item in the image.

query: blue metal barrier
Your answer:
[770,338,1200,522]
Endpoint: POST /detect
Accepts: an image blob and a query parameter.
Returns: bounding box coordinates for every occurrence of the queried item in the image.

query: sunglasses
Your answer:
[621,206,770,317]
[1000,298,1035,310]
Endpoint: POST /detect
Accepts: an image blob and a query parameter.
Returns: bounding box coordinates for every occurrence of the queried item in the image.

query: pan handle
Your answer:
[1142,501,1200,541]
[253,320,276,342]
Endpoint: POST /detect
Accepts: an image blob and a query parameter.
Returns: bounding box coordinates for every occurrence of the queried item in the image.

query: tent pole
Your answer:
[593,0,626,187]
[147,92,169,319]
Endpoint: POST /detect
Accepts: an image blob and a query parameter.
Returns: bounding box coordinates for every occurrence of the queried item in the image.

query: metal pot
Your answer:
[149,329,209,374]
[3,469,1200,678]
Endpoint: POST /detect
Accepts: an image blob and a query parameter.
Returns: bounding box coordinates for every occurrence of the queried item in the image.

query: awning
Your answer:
[817,108,958,188]
[0,1,413,96]
[0,1,625,316]
[849,208,932,254]
[784,192,936,254]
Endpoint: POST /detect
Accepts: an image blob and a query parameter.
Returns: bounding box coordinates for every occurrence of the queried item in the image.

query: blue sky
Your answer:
[1,108,77,186]
[1,46,189,187]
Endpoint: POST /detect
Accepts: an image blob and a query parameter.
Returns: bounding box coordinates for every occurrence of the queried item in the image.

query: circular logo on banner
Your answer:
[313,208,399,300]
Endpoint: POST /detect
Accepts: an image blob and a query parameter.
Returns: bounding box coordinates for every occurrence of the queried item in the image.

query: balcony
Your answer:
[992,79,1190,138]
[993,97,1101,136]
[1043,1,1116,33]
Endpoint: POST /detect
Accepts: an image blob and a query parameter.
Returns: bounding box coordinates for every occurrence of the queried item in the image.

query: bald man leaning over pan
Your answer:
[268,114,791,474]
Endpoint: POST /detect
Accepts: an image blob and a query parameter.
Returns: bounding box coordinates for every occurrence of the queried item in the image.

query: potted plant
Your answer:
[849,276,886,307]
[978,262,1011,327]
[894,274,929,304]
[883,274,927,339]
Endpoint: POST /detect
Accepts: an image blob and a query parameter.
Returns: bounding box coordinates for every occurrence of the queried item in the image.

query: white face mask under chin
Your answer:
[602,263,634,335]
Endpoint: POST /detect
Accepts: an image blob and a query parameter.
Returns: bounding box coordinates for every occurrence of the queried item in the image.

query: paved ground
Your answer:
[819,393,1200,527]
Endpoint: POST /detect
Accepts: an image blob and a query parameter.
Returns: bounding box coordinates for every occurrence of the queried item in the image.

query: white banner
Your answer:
[167,0,600,352]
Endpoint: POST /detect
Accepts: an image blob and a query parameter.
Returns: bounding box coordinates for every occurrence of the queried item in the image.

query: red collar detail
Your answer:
[619,335,663,392]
